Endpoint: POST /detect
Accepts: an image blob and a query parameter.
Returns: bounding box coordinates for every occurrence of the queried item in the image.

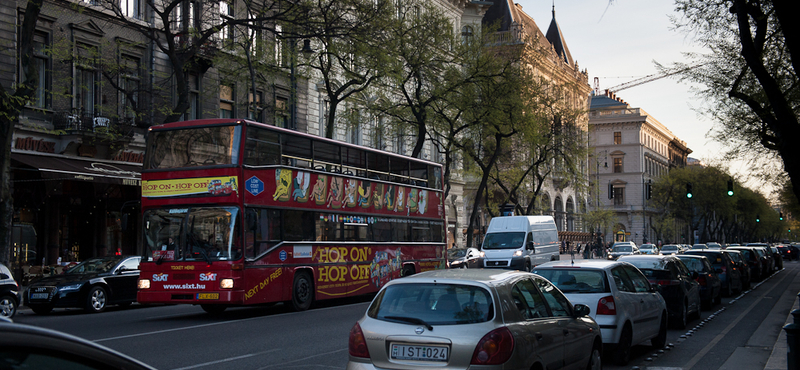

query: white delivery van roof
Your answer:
[486,215,556,233]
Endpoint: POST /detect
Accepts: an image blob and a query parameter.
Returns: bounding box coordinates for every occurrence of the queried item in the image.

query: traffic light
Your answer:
[780,212,784,221]
[686,182,693,199]
[646,180,652,200]
[756,214,760,223]
[727,178,734,196]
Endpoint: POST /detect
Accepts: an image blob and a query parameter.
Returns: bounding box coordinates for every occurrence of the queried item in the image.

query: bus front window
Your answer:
[143,206,242,262]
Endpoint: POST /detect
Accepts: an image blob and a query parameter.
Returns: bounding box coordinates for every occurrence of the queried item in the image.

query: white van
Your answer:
[480,215,560,271]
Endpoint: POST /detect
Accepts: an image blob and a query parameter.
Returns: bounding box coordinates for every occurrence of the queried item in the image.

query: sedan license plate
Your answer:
[391,344,448,362]
[30,293,49,300]
[197,293,219,300]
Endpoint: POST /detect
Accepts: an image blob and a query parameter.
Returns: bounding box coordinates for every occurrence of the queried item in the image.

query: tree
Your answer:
[0,0,44,265]
[669,0,800,203]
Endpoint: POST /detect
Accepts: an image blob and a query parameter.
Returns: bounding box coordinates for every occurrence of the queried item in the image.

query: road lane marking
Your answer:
[93,302,369,343]
[170,349,282,370]
[255,348,348,369]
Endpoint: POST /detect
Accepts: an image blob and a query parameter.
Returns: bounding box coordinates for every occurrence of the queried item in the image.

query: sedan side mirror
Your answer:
[573,304,591,317]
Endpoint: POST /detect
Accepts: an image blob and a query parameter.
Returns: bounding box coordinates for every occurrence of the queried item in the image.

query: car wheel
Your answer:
[85,286,107,313]
[673,302,688,329]
[291,271,313,311]
[714,290,722,305]
[29,304,53,315]
[724,282,733,297]
[651,314,668,349]
[614,325,632,366]
[525,262,532,272]
[401,265,415,277]
[201,304,227,314]
[0,295,17,318]
[586,345,602,370]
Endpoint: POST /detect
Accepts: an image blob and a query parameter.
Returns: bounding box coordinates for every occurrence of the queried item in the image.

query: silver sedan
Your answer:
[347,269,602,370]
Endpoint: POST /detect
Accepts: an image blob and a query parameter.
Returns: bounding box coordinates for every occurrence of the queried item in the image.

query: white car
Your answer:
[533,260,668,366]
[639,243,658,255]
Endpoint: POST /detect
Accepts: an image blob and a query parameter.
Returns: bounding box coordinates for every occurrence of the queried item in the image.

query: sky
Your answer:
[515,0,759,183]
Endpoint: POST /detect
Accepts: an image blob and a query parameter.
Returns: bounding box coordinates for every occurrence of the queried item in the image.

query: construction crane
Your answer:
[594,64,703,96]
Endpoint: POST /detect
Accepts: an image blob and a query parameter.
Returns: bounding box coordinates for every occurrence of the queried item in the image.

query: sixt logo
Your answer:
[199,272,217,282]
[152,273,168,282]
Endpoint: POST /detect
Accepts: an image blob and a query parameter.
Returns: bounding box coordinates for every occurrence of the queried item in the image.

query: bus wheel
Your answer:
[201,304,227,314]
[291,271,313,311]
[401,265,415,277]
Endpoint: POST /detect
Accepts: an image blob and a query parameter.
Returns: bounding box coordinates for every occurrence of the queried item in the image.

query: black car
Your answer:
[747,243,776,273]
[618,255,702,329]
[25,256,141,314]
[446,247,482,269]
[676,254,721,309]
[0,263,19,318]
[683,250,743,297]
[725,249,752,290]
[727,247,765,281]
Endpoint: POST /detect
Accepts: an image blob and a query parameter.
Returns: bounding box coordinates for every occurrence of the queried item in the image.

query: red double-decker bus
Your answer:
[136,119,445,313]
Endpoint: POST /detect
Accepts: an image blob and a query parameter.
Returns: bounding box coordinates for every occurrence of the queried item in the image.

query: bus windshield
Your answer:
[146,125,241,169]
[143,206,241,262]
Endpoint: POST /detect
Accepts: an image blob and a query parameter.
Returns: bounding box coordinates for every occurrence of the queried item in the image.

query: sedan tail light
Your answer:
[471,327,514,365]
[348,323,370,358]
[596,295,616,315]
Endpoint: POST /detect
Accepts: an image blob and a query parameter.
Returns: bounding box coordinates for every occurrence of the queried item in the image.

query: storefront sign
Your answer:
[15,137,55,153]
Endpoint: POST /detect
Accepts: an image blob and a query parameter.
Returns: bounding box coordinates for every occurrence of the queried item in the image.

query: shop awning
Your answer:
[12,152,141,185]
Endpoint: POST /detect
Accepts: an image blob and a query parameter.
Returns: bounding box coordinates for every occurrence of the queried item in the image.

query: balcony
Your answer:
[52,110,135,138]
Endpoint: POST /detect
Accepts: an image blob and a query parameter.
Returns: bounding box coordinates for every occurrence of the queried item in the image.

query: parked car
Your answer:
[0,263,19,318]
[777,245,795,261]
[447,248,481,269]
[747,243,776,273]
[725,249,752,290]
[683,250,743,297]
[639,244,659,255]
[25,256,141,314]
[346,269,603,370]
[726,247,765,281]
[0,321,156,370]
[618,255,701,329]
[770,247,784,270]
[675,255,721,309]
[750,246,774,277]
[659,244,682,255]
[534,260,667,365]
[607,242,640,260]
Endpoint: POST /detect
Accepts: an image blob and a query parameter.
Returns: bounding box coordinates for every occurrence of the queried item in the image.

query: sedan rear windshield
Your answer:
[533,269,609,293]
[368,283,493,325]
[612,246,632,252]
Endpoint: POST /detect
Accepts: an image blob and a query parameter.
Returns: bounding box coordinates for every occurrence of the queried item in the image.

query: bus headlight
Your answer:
[220,278,234,289]
[138,279,151,290]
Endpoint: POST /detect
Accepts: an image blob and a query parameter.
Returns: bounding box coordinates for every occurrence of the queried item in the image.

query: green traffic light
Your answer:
[727,190,734,196]
[687,193,693,199]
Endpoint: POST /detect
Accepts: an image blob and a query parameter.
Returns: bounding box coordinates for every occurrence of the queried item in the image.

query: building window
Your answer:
[220,84,234,118]
[273,96,287,127]
[182,74,200,121]
[219,1,234,48]
[120,55,140,124]
[75,43,99,115]
[613,187,624,205]
[26,31,50,109]
[613,157,623,173]
[346,108,362,145]
[461,25,474,45]
[121,0,144,20]
[614,131,621,145]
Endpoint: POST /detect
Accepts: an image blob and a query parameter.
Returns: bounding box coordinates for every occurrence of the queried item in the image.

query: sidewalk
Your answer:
[764,291,799,370]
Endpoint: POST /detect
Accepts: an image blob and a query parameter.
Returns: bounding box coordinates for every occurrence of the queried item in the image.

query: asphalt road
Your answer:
[10,256,800,370]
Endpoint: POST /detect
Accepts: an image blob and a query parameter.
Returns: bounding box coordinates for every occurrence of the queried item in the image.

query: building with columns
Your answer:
[589,91,692,245]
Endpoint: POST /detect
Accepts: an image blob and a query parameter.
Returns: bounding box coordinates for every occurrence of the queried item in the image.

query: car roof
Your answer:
[676,254,708,260]
[535,259,628,270]
[387,269,529,287]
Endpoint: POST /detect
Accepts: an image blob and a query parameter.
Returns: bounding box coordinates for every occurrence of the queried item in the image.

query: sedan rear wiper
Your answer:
[384,316,434,331]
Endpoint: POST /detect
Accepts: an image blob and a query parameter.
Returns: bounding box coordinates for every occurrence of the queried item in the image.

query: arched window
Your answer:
[461,25,474,45]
